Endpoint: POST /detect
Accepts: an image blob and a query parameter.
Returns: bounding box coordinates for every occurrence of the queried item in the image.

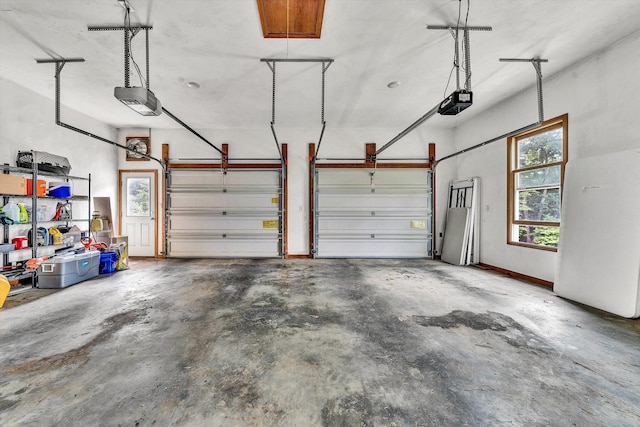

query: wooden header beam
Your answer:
[313,143,435,169]
[164,143,285,170]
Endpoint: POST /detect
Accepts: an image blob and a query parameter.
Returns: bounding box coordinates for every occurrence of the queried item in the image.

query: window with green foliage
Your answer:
[508,114,568,250]
[126,177,150,217]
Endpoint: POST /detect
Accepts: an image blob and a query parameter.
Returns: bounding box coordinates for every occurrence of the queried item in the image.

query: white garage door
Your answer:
[167,169,282,257]
[314,168,433,258]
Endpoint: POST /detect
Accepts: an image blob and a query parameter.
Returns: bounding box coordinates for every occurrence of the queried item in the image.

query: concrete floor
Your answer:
[1,259,639,426]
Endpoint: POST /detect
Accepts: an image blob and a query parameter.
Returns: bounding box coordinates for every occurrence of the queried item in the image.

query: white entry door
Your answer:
[120,171,156,257]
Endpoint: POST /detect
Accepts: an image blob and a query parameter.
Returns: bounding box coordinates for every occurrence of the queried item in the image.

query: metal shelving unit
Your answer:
[1,161,90,290]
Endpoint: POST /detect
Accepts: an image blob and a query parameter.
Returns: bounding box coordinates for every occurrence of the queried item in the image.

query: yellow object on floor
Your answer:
[0,274,10,308]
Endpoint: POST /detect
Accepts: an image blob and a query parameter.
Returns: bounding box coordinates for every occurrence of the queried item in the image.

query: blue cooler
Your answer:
[48,182,72,198]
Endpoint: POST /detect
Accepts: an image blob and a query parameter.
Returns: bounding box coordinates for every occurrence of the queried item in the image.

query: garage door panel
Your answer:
[167,169,282,258]
[170,217,280,231]
[170,170,279,186]
[169,194,279,209]
[319,194,428,210]
[168,239,279,258]
[318,217,428,232]
[317,239,430,258]
[315,168,432,258]
[318,169,426,186]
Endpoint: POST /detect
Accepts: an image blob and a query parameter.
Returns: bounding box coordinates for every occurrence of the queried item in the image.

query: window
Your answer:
[126,177,151,217]
[508,114,568,250]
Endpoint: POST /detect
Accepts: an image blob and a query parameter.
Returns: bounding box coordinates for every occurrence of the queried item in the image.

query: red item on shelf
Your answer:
[26,179,47,196]
[12,236,28,250]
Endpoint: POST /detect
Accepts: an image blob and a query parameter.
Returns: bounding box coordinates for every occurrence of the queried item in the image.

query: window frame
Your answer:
[507,113,568,251]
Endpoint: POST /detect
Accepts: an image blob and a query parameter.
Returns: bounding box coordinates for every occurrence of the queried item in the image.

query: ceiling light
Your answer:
[387,81,401,89]
[185,81,200,89]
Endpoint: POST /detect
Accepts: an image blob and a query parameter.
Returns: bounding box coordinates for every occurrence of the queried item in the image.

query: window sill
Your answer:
[507,241,558,252]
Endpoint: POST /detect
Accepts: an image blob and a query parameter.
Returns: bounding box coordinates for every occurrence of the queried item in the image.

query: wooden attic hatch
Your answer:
[257,0,326,38]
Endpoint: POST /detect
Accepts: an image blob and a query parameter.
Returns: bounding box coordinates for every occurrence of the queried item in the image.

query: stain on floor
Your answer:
[321,393,373,427]
[3,308,147,375]
[413,310,552,353]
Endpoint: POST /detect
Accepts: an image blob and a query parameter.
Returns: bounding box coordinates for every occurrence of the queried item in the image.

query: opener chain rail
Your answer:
[88,23,225,156]
[435,57,548,165]
[36,58,166,169]
[372,24,492,161]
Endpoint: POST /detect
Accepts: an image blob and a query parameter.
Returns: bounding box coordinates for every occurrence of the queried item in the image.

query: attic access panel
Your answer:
[257,0,326,38]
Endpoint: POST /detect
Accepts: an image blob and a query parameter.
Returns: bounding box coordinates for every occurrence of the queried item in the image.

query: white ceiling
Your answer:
[1,0,639,131]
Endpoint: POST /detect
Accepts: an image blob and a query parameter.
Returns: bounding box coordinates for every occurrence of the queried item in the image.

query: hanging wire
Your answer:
[464,1,471,35]
[443,65,456,99]
[126,7,146,88]
[443,0,463,97]
[463,0,472,91]
[286,0,290,59]
[129,41,147,87]
[458,0,471,73]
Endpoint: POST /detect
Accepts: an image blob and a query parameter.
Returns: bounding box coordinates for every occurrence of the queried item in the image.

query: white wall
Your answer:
[121,124,454,256]
[6,29,637,265]
[1,77,119,238]
[451,30,640,282]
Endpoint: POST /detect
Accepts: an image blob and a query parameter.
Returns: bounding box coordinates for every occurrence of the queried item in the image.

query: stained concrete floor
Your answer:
[1,259,639,426]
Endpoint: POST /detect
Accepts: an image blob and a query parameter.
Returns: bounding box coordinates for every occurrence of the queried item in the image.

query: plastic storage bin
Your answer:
[0,243,15,253]
[38,250,100,288]
[99,252,117,274]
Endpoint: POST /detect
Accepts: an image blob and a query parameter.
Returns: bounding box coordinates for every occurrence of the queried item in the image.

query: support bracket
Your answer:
[89,20,224,155]
[87,25,153,31]
[261,58,334,161]
[88,23,153,89]
[36,58,166,169]
[372,23,492,161]
[499,58,548,123]
[427,24,492,92]
[435,57,549,165]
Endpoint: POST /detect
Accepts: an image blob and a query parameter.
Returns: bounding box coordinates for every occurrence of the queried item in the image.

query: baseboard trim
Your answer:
[285,254,313,259]
[478,263,553,288]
